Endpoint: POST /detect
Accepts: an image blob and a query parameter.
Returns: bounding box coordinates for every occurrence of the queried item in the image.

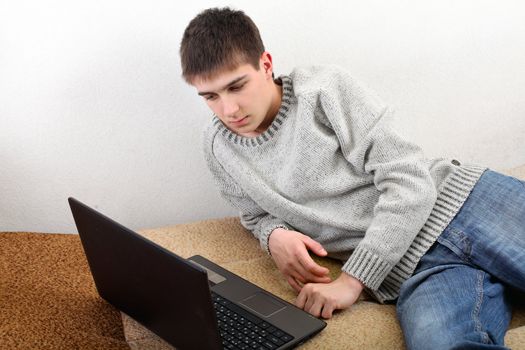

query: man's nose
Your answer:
[221,96,240,118]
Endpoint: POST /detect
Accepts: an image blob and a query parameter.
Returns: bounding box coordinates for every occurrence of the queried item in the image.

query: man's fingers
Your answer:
[287,276,302,293]
[302,236,327,256]
[313,275,332,283]
[296,250,329,277]
[302,287,323,318]
[308,300,323,318]
[321,303,335,319]
[295,289,307,309]
[290,271,306,284]
[287,266,330,287]
[296,270,331,284]
[295,266,331,283]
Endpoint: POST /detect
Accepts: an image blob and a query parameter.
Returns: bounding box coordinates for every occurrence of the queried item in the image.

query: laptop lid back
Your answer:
[68,197,222,350]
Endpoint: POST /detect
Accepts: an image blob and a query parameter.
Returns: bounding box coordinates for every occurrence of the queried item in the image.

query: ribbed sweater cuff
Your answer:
[341,246,392,290]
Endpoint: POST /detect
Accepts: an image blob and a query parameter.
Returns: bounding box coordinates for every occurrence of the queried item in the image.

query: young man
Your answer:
[180,7,525,349]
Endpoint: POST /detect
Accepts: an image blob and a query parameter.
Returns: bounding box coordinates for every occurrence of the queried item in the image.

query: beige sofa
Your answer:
[124,165,525,349]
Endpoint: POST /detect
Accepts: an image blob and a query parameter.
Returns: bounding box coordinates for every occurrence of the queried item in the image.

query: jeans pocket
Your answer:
[437,227,472,263]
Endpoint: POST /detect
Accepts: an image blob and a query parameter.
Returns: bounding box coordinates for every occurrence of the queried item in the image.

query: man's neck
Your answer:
[254,81,283,135]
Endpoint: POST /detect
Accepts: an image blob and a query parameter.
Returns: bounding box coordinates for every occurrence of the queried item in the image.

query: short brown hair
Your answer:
[179,7,265,83]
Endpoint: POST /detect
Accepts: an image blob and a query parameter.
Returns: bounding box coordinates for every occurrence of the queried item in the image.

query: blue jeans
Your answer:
[397,170,525,350]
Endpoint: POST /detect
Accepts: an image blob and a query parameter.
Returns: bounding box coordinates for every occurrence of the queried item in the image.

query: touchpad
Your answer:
[240,292,286,317]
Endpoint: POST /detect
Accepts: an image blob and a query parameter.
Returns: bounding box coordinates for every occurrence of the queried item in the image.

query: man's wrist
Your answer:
[270,226,288,237]
[339,272,365,291]
[267,226,288,255]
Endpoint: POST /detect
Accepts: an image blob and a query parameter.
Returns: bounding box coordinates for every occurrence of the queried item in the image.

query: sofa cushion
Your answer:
[124,165,525,349]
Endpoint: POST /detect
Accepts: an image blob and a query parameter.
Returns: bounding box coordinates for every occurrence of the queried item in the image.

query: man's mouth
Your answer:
[230,116,248,125]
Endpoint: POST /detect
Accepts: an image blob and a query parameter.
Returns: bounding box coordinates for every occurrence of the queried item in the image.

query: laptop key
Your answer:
[281,334,293,342]
[263,341,277,349]
[273,330,284,338]
[266,326,277,333]
[269,335,284,346]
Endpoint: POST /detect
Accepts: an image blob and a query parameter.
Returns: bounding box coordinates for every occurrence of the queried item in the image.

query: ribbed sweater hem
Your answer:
[367,164,487,303]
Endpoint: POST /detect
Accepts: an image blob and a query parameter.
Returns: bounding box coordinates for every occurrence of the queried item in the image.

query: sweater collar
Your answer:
[212,75,294,147]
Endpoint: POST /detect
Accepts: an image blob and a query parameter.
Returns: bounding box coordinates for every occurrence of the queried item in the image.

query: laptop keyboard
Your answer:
[212,292,294,350]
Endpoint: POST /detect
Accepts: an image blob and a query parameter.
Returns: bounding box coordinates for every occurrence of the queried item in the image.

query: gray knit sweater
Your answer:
[202,65,486,303]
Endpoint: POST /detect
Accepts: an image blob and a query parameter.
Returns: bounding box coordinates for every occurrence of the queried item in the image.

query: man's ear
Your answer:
[260,51,274,79]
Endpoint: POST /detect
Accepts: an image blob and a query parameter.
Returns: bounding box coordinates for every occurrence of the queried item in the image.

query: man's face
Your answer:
[192,54,280,137]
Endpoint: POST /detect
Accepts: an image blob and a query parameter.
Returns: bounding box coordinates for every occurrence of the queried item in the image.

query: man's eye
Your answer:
[204,95,217,101]
[230,84,244,92]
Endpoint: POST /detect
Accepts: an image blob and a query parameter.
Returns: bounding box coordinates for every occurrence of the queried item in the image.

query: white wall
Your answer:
[1,0,524,233]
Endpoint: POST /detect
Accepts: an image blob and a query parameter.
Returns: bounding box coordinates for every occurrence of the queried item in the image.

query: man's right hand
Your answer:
[268,228,331,292]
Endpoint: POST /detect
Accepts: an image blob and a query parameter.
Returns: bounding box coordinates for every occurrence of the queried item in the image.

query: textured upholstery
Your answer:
[123,166,525,349]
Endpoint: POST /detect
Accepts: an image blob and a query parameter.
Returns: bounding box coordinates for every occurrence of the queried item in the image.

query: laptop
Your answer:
[68,197,326,350]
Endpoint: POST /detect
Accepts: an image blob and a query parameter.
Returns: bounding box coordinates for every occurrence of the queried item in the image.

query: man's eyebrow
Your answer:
[197,75,248,96]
